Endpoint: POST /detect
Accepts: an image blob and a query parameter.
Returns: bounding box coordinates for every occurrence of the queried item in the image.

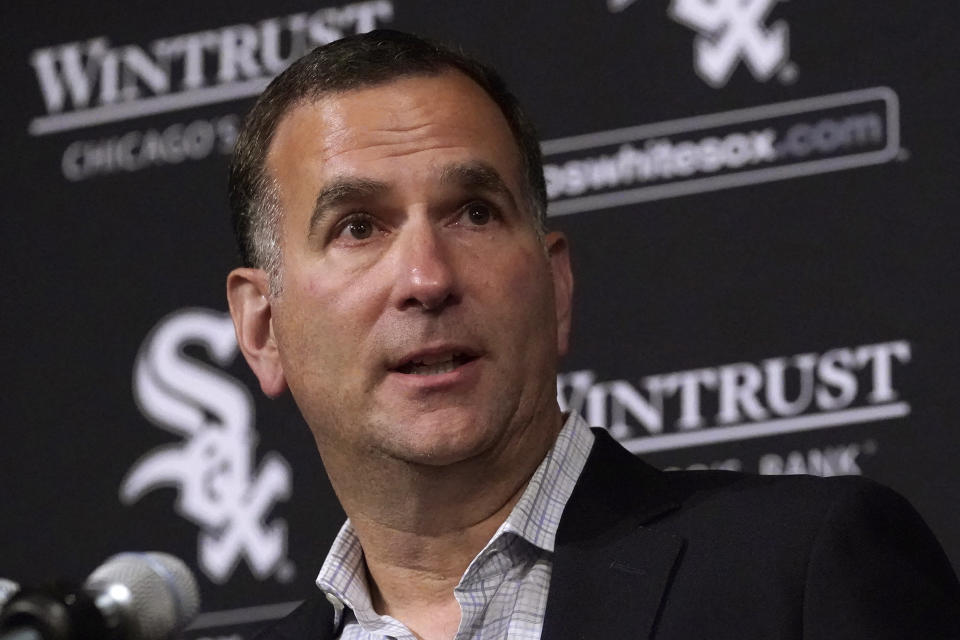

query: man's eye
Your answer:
[336,216,374,240]
[462,202,492,226]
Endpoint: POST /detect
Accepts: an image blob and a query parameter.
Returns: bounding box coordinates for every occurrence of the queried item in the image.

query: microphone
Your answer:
[0,552,200,640]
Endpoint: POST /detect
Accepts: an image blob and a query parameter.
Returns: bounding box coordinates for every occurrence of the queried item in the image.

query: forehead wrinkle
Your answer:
[324,140,472,164]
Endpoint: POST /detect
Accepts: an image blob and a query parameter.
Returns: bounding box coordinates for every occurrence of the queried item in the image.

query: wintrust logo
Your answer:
[669,0,789,87]
[121,309,293,584]
[28,1,393,136]
[557,340,911,454]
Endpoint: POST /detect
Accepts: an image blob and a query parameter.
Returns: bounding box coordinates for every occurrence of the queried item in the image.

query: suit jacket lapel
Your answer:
[541,429,685,640]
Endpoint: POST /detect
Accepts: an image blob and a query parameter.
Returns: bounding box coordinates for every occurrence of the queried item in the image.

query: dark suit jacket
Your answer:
[255,429,960,639]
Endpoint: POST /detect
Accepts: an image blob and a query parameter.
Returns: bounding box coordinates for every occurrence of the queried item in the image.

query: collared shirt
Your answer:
[315,412,596,639]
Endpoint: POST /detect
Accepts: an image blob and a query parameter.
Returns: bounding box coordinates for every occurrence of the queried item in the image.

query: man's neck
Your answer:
[322,408,565,639]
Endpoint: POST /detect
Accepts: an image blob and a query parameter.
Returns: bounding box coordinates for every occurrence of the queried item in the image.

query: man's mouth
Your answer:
[393,352,477,376]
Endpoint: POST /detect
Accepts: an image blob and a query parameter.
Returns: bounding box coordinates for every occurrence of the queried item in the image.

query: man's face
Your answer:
[261,71,572,467]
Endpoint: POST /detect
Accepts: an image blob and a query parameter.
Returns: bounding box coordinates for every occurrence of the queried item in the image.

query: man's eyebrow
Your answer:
[309,178,388,233]
[440,161,519,209]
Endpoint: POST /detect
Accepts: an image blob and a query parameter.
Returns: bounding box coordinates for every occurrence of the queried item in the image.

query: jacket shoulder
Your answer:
[581,430,960,635]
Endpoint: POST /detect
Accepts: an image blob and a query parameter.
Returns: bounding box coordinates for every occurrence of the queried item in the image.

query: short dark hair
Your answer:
[228,29,547,287]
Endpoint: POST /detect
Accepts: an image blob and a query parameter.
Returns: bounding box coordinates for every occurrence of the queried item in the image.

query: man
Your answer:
[226,30,960,640]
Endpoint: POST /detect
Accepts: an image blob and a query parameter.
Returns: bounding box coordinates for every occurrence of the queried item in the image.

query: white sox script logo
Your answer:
[669,0,789,87]
[121,308,292,583]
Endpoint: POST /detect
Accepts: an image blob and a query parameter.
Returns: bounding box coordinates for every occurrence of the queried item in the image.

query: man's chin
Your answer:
[371,410,504,468]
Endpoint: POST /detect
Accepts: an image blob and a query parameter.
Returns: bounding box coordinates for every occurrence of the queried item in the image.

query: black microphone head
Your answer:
[84,552,200,640]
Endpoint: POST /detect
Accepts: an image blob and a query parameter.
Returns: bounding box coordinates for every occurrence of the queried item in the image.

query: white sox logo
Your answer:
[669,0,789,88]
[121,308,292,584]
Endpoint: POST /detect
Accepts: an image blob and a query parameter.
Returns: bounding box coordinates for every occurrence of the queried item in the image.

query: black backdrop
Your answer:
[2,2,959,637]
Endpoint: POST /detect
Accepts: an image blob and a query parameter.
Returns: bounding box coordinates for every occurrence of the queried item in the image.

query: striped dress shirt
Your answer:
[315,412,596,639]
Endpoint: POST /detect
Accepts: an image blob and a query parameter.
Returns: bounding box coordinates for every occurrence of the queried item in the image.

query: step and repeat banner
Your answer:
[2,1,958,637]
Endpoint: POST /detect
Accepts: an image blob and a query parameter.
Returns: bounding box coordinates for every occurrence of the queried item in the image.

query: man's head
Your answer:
[229,29,548,293]
[226,31,572,476]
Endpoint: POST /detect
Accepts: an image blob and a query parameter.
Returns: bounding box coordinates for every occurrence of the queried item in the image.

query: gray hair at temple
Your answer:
[228,29,548,294]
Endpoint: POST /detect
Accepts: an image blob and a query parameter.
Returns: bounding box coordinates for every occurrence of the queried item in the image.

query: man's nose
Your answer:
[391,218,459,312]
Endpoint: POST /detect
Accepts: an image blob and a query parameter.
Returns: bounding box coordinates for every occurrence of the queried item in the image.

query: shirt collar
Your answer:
[497,411,595,553]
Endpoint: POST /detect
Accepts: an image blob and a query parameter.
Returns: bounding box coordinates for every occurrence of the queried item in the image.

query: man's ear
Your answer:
[545,231,574,357]
[226,268,288,397]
